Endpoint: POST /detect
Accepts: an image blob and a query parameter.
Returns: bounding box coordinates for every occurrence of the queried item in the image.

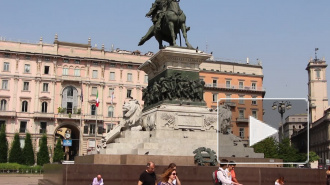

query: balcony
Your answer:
[57,113,81,120]
[16,112,33,118]
[0,111,16,117]
[60,75,82,82]
[84,115,104,121]
[205,83,265,92]
[236,117,249,123]
[34,112,55,119]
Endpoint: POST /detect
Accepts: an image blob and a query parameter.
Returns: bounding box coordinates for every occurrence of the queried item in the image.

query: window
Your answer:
[251,82,256,90]
[43,83,48,92]
[25,55,31,60]
[45,57,50,61]
[110,63,116,67]
[108,106,114,117]
[22,101,28,112]
[20,138,25,148]
[110,72,115,80]
[144,75,148,83]
[212,79,217,87]
[212,93,218,102]
[4,53,10,58]
[75,60,80,64]
[316,69,321,79]
[23,82,29,91]
[92,87,97,95]
[0,120,5,130]
[98,125,104,134]
[44,66,49,74]
[3,62,9,71]
[74,68,80,76]
[67,87,73,96]
[24,64,30,73]
[239,81,244,89]
[0,100,6,111]
[90,124,95,135]
[226,80,231,88]
[41,102,48,113]
[2,80,8,90]
[84,125,88,134]
[63,59,69,63]
[20,121,27,133]
[252,110,257,118]
[107,123,115,133]
[225,94,231,102]
[239,95,244,104]
[127,89,132,98]
[92,70,98,78]
[239,109,244,119]
[252,97,257,105]
[239,128,244,139]
[91,105,96,115]
[40,122,47,134]
[127,65,133,69]
[63,67,68,76]
[93,61,98,65]
[109,88,114,97]
[127,73,132,82]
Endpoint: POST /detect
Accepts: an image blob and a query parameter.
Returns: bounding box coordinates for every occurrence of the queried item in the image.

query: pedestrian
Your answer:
[215,159,242,185]
[166,163,181,185]
[91,174,104,185]
[158,168,177,185]
[138,161,157,185]
[228,161,239,184]
[327,166,330,185]
[275,176,284,185]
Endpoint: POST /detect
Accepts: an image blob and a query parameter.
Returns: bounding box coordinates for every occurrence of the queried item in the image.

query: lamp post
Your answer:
[272,101,292,141]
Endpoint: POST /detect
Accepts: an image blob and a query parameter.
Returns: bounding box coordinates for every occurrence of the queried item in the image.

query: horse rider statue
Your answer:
[138,0,194,49]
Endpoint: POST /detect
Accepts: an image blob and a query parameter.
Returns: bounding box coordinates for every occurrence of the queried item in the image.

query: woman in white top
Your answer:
[275,176,284,185]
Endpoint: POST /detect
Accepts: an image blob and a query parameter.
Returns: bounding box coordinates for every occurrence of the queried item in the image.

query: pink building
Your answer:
[0,36,150,158]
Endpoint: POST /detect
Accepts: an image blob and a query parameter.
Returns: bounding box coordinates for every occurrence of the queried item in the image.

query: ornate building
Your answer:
[0,37,265,159]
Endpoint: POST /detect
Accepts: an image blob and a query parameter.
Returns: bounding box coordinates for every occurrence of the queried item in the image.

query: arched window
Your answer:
[22,101,28,112]
[91,105,96,115]
[41,102,48,113]
[0,99,6,111]
[108,106,114,117]
[67,87,73,96]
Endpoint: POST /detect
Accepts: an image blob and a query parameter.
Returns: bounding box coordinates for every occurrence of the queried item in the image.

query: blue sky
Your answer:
[1,0,330,99]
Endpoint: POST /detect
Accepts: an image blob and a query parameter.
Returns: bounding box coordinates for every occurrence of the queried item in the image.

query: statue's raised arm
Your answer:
[138,0,194,49]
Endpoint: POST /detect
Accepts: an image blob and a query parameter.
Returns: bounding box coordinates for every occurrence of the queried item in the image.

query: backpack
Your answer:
[213,170,222,185]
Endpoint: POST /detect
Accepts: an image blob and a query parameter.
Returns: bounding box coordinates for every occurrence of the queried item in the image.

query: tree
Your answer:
[252,137,279,158]
[278,137,301,163]
[308,151,320,163]
[8,133,23,164]
[37,134,50,166]
[53,138,64,163]
[22,133,35,165]
[0,124,8,163]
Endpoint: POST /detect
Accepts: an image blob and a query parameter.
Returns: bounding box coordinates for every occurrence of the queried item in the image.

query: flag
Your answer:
[81,85,83,102]
[111,91,114,104]
[96,90,99,107]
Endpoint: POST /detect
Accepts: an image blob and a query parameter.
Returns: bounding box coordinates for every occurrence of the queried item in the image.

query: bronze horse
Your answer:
[139,0,194,49]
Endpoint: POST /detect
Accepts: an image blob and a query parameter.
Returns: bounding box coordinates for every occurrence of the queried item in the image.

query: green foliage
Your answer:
[37,134,50,166]
[253,137,279,158]
[53,139,64,163]
[22,133,35,165]
[8,133,23,164]
[0,124,8,163]
[309,151,320,163]
[0,163,43,173]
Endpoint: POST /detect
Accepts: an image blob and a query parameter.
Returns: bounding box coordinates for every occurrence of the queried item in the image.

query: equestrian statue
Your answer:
[138,0,194,49]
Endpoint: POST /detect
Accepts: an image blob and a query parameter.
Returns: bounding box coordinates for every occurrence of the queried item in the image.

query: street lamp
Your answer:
[272,101,292,141]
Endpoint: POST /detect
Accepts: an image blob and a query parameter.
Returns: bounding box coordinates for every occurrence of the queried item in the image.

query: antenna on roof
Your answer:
[315,48,319,61]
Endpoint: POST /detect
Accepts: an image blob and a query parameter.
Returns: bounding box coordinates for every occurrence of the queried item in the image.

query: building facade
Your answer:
[0,37,265,159]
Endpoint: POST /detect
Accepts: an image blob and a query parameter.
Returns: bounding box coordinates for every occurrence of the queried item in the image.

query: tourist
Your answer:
[158,168,177,185]
[275,176,284,185]
[216,159,242,185]
[91,174,104,185]
[327,166,330,185]
[228,161,239,184]
[138,161,157,185]
[166,163,181,185]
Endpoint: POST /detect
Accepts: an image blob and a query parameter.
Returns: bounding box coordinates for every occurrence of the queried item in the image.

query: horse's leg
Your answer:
[168,21,178,46]
[181,23,193,49]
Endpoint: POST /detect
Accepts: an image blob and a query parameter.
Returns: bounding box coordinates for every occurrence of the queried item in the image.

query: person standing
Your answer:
[327,166,330,185]
[228,161,239,184]
[216,159,242,185]
[92,174,104,185]
[138,161,157,185]
[275,176,284,185]
[158,168,177,185]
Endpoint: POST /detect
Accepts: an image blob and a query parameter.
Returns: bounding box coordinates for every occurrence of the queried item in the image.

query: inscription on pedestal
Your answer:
[177,114,203,129]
